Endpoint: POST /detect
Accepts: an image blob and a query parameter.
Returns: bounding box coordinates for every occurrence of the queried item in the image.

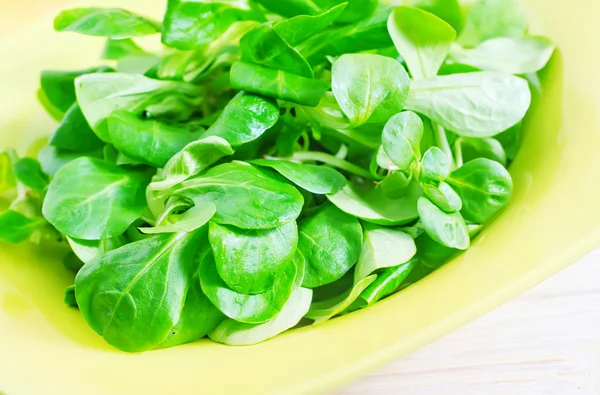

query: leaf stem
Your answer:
[433,123,455,169]
[454,138,464,168]
[290,151,376,180]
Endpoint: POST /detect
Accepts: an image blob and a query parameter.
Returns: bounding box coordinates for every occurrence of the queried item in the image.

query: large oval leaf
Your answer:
[405,72,531,137]
[202,92,279,147]
[381,111,424,170]
[327,180,422,226]
[332,54,410,127]
[450,36,555,75]
[199,248,299,324]
[75,231,203,352]
[298,205,363,288]
[173,162,304,229]
[209,221,298,294]
[108,110,204,168]
[42,157,149,240]
[446,158,513,223]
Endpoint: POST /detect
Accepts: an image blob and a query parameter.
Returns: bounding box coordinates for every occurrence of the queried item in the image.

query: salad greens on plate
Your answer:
[0,0,554,352]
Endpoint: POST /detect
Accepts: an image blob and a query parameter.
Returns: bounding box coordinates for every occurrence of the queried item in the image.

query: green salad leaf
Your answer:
[0,0,553,351]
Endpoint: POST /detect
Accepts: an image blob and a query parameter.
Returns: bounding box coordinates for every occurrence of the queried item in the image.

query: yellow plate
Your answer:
[1,1,599,394]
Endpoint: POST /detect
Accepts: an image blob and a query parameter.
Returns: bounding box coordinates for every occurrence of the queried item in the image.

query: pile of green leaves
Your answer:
[0,0,554,352]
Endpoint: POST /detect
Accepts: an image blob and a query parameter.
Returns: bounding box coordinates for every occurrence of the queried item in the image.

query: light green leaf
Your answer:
[450,37,555,75]
[139,203,216,235]
[209,287,312,346]
[381,111,424,170]
[327,180,422,226]
[417,197,469,250]
[354,223,416,282]
[405,72,531,137]
[150,137,234,192]
[387,6,456,79]
[458,0,528,47]
[54,8,161,39]
[332,54,410,127]
[42,157,149,240]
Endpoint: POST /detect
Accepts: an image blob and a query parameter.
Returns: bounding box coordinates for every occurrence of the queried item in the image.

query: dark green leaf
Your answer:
[209,221,298,294]
[314,0,377,23]
[356,258,416,307]
[75,231,204,352]
[199,247,299,324]
[64,285,78,307]
[240,23,313,78]
[298,204,363,288]
[230,61,329,107]
[202,92,279,146]
[254,0,321,18]
[305,274,376,324]
[49,104,105,152]
[63,252,85,274]
[273,3,347,46]
[446,158,513,223]
[460,137,508,166]
[107,111,204,168]
[156,273,225,349]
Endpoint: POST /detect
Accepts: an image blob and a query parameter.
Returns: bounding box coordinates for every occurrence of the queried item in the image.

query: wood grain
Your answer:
[337,249,600,394]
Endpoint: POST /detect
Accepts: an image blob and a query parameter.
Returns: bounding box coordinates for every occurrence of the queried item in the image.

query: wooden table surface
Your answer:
[3,2,600,395]
[338,250,600,394]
